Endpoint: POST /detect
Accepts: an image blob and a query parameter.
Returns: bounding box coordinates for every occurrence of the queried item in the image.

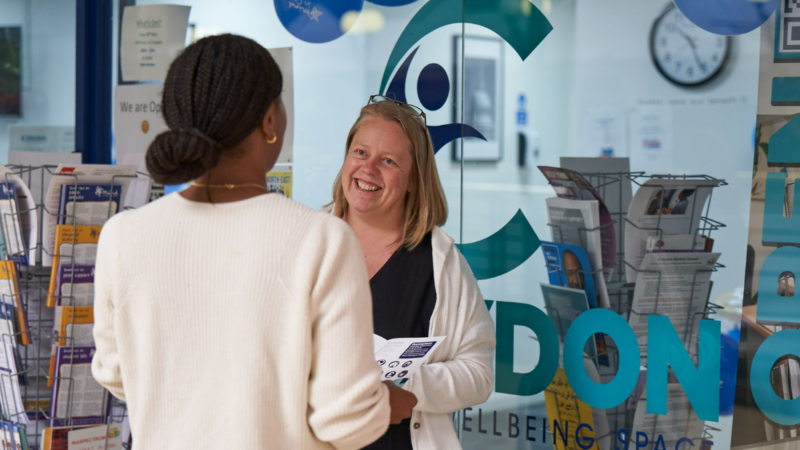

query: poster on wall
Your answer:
[628,106,674,174]
[452,35,504,162]
[269,47,294,165]
[120,5,191,82]
[113,84,168,164]
[581,109,628,158]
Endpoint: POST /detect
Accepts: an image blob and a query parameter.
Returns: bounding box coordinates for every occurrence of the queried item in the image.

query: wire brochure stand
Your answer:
[0,164,149,450]
[543,173,726,450]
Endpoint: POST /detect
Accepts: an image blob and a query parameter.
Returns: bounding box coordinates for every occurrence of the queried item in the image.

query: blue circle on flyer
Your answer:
[275,0,364,43]
[672,0,779,36]
[368,0,419,6]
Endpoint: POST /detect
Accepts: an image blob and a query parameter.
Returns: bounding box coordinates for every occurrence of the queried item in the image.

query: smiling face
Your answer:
[342,116,415,223]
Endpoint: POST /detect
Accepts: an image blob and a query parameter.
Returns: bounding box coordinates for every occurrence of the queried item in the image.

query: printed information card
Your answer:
[373,335,445,381]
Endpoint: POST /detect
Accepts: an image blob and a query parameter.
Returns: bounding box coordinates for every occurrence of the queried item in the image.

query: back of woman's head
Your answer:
[146,34,283,185]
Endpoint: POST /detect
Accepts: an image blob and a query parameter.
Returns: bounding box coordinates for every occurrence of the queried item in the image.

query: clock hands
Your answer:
[674,24,705,72]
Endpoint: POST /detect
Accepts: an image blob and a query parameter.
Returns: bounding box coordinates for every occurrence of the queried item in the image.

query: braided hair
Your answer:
[146,34,283,185]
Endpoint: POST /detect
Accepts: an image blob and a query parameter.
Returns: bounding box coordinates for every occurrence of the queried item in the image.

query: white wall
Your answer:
[0,0,77,163]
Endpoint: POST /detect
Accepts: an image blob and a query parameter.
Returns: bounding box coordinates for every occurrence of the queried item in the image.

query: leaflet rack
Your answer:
[0,164,148,450]
[542,172,728,450]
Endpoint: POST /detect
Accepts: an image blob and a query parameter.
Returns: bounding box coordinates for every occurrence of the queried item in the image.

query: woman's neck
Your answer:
[180,142,275,203]
[346,209,404,250]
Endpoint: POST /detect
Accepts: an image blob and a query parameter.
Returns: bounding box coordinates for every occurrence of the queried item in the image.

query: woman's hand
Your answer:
[383,380,417,424]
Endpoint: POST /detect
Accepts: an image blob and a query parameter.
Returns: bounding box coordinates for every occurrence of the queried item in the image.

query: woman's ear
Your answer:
[261,98,280,137]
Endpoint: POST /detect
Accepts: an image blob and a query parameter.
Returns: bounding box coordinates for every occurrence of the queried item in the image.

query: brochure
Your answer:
[0,318,27,426]
[42,165,136,267]
[623,178,721,283]
[540,283,607,366]
[541,241,598,308]
[631,383,704,450]
[645,234,713,254]
[49,346,110,428]
[539,166,616,280]
[47,226,102,308]
[560,157,632,283]
[0,262,28,346]
[0,182,26,266]
[0,165,37,266]
[53,266,94,307]
[48,307,94,388]
[67,423,123,450]
[627,252,720,364]
[373,335,445,381]
[545,368,599,450]
[57,184,121,226]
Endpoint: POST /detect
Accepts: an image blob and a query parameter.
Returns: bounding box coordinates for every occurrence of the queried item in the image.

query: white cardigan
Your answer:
[394,227,496,449]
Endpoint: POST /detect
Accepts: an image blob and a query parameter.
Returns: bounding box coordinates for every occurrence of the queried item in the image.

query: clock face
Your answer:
[650,4,731,87]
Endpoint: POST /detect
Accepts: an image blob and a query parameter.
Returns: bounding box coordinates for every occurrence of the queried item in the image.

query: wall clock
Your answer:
[650,4,731,87]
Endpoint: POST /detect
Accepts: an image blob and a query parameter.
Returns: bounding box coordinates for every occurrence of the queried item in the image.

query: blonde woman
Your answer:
[329,96,496,449]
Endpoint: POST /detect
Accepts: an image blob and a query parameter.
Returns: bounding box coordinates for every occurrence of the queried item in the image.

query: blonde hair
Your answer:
[330,101,448,250]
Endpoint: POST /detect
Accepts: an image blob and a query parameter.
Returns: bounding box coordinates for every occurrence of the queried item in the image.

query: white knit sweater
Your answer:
[91,193,390,450]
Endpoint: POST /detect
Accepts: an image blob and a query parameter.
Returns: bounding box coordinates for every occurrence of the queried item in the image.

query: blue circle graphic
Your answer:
[368,0,419,5]
[417,63,450,111]
[673,0,779,36]
[275,0,364,44]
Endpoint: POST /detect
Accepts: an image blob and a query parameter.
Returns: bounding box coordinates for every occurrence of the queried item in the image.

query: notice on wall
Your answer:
[581,109,627,158]
[267,166,292,198]
[120,5,191,82]
[114,84,168,164]
[269,47,294,164]
[628,107,674,174]
[9,126,75,153]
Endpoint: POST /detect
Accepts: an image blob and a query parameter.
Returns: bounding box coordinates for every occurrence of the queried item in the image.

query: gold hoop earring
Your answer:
[266,133,277,144]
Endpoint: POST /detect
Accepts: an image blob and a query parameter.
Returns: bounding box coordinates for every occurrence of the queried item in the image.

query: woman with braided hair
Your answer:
[91,34,415,449]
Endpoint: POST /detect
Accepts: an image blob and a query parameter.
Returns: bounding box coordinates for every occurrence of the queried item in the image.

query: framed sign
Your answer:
[452,35,505,162]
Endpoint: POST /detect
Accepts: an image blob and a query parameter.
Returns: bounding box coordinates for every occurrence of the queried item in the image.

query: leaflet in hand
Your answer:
[373,335,445,381]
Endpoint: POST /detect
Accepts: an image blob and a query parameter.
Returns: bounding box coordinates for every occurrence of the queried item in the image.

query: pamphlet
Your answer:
[630,383,704,450]
[47,226,102,307]
[373,335,445,381]
[539,166,616,280]
[0,318,27,426]
[542,241,598,308]
[0,182,26,265]
[54,266,94,307]
[67,423,123,450]
[57,184,122,226]
[645,234,713,254]
[560,157,632,282]
[627,252,720,363]
[545,368,599,450]
[50,347,110,427]
[42,165,136,267]
[540,283,607,366]
[48,307,94,388]
[0,262,28,346]
[623,179,720,283]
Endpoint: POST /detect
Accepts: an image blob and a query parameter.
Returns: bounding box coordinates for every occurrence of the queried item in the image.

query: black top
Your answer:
[362,232,437,450]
